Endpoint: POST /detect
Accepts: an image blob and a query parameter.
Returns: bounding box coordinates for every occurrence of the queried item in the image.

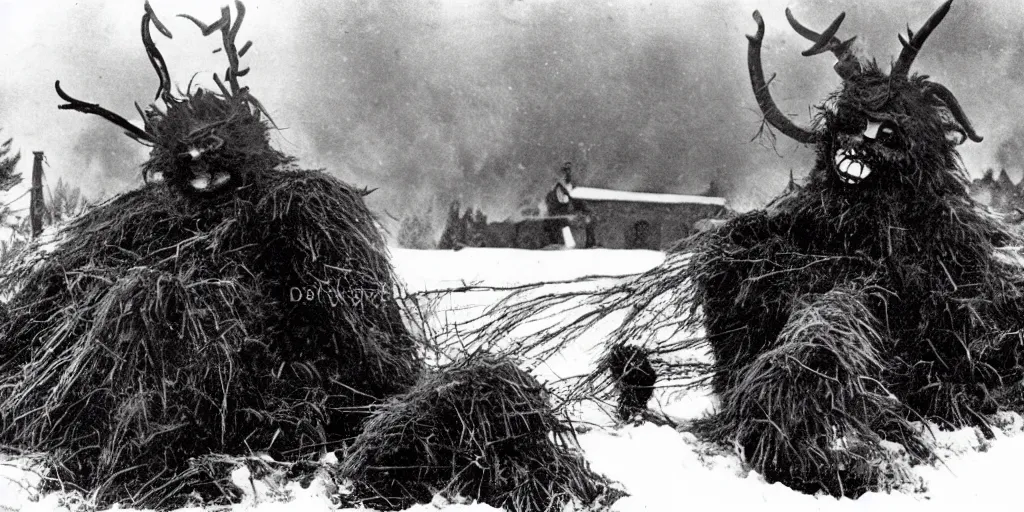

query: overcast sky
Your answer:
[1,0,1022,227]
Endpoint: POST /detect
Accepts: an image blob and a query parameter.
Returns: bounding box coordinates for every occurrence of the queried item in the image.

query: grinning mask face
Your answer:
[747,1,982,192]
[55,1,283,198]
[828,100,906,186]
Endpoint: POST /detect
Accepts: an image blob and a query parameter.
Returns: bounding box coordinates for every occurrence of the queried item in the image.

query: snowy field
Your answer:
[2,247,1024,511]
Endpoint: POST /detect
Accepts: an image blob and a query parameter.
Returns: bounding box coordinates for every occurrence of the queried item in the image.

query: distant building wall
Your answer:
[474,201,726,250]
[465,178,729,251]
[481,219,551,249]
[581,200,727,250]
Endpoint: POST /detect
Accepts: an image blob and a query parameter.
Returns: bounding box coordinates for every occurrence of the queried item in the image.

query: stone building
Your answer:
[440,163,730,250]
[535,163,728,250]
[542,182,727,249]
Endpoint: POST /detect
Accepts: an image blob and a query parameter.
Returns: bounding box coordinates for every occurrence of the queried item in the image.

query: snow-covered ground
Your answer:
[390,248,1024,512]
[2,247,1024,511]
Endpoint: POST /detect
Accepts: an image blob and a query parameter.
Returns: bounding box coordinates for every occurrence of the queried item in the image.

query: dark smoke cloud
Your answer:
[3,0,1024,237]
[281,0,787,223]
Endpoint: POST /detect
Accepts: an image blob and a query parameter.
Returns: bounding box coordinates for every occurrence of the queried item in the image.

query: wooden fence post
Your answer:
[30,151,44,238]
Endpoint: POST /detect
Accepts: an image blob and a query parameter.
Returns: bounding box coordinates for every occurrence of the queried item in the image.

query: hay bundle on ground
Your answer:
[0,166,422,507]
[339,353,614,512]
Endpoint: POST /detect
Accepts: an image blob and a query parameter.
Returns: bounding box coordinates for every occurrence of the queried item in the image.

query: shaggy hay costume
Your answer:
[474,0,1024,498]
[0,2,420,507]
[697,2,1024,495]
[339,353,614,512]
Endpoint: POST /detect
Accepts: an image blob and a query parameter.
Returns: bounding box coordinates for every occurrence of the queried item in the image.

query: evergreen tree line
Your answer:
[437,200,489,250]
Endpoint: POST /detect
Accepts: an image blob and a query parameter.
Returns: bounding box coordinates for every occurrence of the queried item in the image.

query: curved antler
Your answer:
[180,1,251,98]
[54,3,180,146]
[178,2,276,126]
[785,8,860,80]
[55,81,156,144]
[923,82,983,143]
[142,1,179,104]
[747,11,816,145]
[892,0,952,77]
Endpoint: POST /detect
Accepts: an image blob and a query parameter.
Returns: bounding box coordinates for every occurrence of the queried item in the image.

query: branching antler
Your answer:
[892,0,953,77]
[179,1,252,98]
[785,8,860,80]
[56,1,276,147]
[791,11,846,57]
[747,11,817,145]
[177,2,276,125]
[54,1,178,146]
[55,81,156,144]
[747,2,980,147]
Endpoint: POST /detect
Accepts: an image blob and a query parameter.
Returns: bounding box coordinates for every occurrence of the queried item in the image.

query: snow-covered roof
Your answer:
[568,186,727,206]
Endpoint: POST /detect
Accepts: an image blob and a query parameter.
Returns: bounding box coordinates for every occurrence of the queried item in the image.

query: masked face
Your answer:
[172,130,233,194]
[746,3,982,196]
[815,68,969,194]
[828,108,908,187]
[143,89,278,198]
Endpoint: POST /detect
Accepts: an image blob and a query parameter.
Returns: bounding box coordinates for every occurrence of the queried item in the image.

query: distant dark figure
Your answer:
[606,344,657,421]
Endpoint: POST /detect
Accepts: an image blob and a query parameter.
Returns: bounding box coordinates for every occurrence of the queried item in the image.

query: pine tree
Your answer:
[459,208,475,247]
[438,200,463,250]
[469,208,488,247]
[43,178,89,225]
[0,130,21,193]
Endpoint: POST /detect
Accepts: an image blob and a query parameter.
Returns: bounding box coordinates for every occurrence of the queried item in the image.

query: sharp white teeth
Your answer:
[848,161,863,177]
[846,161,871,180]
[190,172,212,190]
[833,149,872,184]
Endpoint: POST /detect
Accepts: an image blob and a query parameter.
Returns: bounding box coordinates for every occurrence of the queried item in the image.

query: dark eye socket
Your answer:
[876,120,902,148]
[835,112,866,134]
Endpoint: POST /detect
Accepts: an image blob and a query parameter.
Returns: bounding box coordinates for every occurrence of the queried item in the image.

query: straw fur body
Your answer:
[688,64,1024,496]
[0,165,422,507]
[17,3,427,506]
